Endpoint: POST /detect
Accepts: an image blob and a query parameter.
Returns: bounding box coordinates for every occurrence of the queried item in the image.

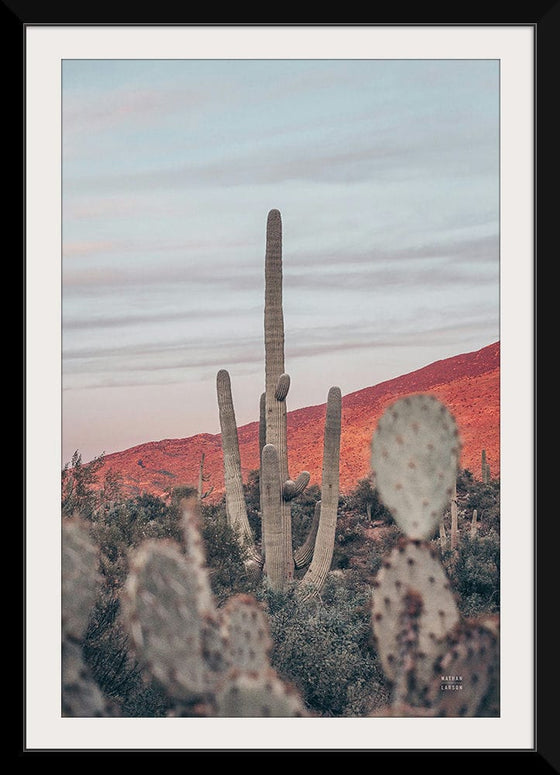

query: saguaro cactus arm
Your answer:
[293,500,321,569]
[275,373,291,402]
[299,386,342,599]
[216,369,254,544]
[283,471,310,501]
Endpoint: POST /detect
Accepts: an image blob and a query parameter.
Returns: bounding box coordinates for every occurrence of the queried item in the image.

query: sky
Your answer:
[62,57,500,466]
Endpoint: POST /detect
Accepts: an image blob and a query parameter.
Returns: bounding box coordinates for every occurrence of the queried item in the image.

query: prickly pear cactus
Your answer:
[120,499,309,717]
[215,669,308,717]
[221,594,273,674]
[371,537,460,704]
[62,517,101,640]
[427,617,499,716]
[369,394,498,717]
[371,393,461,540]
[62,517,108,717]
[121,538,226,706]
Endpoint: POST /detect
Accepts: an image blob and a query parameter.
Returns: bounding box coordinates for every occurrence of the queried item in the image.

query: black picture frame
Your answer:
[16,6,548,767]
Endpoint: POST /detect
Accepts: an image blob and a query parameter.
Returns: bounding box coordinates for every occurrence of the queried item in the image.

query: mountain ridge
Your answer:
[95,341,500,500]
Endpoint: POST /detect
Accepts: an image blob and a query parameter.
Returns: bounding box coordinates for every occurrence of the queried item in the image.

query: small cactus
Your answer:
[450,482,459,550]
[470,508,479,537]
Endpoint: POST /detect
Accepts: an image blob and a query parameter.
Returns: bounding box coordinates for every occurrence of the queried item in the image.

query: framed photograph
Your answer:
[23,20,539,757]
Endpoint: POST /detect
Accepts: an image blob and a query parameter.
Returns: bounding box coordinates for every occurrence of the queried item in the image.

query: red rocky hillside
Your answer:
[94,341,500,501]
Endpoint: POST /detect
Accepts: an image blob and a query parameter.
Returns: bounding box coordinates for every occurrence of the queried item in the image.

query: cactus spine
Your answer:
[217,209,341,597]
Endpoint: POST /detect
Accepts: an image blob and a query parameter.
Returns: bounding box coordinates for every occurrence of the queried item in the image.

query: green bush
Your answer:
[82,591,171,717]
[344,477,394,523]
[464,479,500,535]
[199,502,260,605]
[442,529,501,618]
[259,576,389,716]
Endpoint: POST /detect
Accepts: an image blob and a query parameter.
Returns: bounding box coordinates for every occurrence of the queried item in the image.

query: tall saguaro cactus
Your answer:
[216,209,341,596]
[263,209,295,581]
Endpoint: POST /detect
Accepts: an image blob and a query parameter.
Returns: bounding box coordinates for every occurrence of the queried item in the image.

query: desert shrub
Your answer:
[199,504,260,605]
[259,576,389,716]
[62,451,106,520]
[464,479,500,535]
[242,469,262,540]
[89,492,184,590]
[344,477,394,524]
[332,510,367,571]
[442,529,501,618]
[366,523,402,578]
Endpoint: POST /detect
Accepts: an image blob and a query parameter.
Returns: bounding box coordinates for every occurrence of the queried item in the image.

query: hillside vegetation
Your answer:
[62,452,500,718]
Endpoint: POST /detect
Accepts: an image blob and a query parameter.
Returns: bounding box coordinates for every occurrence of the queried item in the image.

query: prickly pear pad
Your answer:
[62,518,101,640]
[121,539,221,702]
[427,618,499,716]
[215,669,308,717]
[371,538,460,700]
[221,594,273,674]
[371,393,461,540]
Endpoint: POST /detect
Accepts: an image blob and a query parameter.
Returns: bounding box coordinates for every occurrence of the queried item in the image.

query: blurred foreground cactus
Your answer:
[369,394,499,716]
[217,209,341,598]
[62,517,109,716]
[120,495,309,717]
